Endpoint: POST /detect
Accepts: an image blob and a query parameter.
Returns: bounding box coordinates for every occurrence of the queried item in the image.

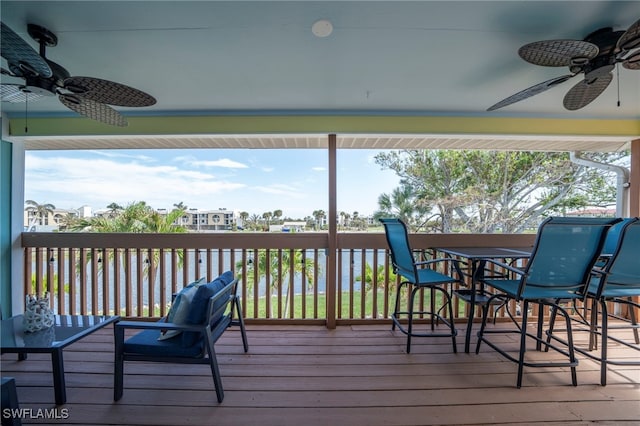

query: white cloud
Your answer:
[253,184,306,199]
[190,158,248,168]
[25,155,246,211]
[24,149,390,218]
[87,150,154,162]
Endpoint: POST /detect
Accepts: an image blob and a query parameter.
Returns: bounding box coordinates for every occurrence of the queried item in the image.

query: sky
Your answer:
[24,148,401,219]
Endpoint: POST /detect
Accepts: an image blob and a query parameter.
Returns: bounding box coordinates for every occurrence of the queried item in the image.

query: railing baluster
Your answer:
[159,248,166,317]
[46,249,54,304]
[372,249,379,319]
[360,249,366,319]
[148,248,155,317]
[69,248,77,315]
[91,248,99,315]
[114,248,121,316]
[252,248,259,319]
[313,249,319,319]
[124,248,132,317]
[136,248,144,316]
[101,248,109,315]
[301,250,307,319]
[349,249,355,319]
[35,247,44,296]
[289,249,295,319]
[337,249,343,319]
[56,248,65,314]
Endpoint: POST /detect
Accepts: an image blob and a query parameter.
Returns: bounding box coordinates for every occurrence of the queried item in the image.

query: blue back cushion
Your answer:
[526,217,617,288]
[380,218,416,282]
[602,218,635,255]
[606,221,640,287]
[182,270,234,347]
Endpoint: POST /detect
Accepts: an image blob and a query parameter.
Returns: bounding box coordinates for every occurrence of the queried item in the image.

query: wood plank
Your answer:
[1,324,637,426]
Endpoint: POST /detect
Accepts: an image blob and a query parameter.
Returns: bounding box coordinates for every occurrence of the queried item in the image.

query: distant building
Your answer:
[566,208,616,218]
[24,206,87,231]
[24,205,238,232]
[269,221,307,232]
[182,208,237,231]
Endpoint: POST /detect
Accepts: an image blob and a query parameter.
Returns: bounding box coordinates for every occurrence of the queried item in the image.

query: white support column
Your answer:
[1,114,26,315]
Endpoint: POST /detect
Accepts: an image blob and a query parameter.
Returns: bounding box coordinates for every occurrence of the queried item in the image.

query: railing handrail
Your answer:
[23,231,536,249]
[22,232,330,249]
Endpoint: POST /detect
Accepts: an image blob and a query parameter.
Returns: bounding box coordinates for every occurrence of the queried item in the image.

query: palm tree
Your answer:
[312,210,325,230]
[272,209,283,224]
[235,249,317,317]
[57,212,81,231]
[249,214,261,231]
[374,186,426,231]
[262,212,273,229]
[239,211,249,226]
[25,200,56,228]
[173,201,187,210]
[106,202,123,218]
[69,202,189,315]
[355,263,397,295]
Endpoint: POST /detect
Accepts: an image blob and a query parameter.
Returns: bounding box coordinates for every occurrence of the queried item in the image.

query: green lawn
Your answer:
[243,290,467,319]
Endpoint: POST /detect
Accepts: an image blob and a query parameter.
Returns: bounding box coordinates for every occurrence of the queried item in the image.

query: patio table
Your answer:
[1,314,119,405]
[433,247,532,353]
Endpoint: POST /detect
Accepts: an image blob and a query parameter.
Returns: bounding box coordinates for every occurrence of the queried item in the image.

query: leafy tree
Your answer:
[374,150,625,233]
[25,200,55,227]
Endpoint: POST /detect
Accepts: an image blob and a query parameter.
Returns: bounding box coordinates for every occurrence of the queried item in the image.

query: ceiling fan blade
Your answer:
[617,18,640,51]
[59,94,128,127]
[518,40,599,67]
[1,83,45,103]
[622,50,640,70]
[0,22,52,78]
[63,76,156,107]
[563,73,613,110]
[487,74,573,111]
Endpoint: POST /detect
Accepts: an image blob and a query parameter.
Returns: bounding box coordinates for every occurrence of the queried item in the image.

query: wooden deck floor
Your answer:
[1,322,639,425]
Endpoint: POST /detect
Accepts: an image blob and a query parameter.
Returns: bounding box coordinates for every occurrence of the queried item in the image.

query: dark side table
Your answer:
[1,314,118,405]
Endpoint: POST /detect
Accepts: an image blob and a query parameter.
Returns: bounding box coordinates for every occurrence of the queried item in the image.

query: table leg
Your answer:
[464,260,479,353]
[51,349,66,405]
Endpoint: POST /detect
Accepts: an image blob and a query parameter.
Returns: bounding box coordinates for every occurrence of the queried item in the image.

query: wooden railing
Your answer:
[21,232,537,324]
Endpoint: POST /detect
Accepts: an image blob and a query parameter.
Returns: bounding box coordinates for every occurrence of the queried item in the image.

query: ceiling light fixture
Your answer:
[312,19,333,38]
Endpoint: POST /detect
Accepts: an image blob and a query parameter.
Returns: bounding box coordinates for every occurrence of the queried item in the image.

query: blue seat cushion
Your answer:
[586,280,640,298]
[484,279,582,300]
[124,329,204,358]
[410,268,456,286]
[182,271,234,347]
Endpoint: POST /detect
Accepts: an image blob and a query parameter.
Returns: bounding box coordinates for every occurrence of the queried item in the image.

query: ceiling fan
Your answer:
[1,22,156,127]
[488,18,640,111]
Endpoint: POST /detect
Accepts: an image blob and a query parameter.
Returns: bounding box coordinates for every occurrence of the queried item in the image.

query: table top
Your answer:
[1,314,118,351]
[434,246,532,259]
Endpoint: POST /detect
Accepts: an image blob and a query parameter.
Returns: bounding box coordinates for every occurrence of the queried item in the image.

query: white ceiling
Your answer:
[1,0,639,121]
